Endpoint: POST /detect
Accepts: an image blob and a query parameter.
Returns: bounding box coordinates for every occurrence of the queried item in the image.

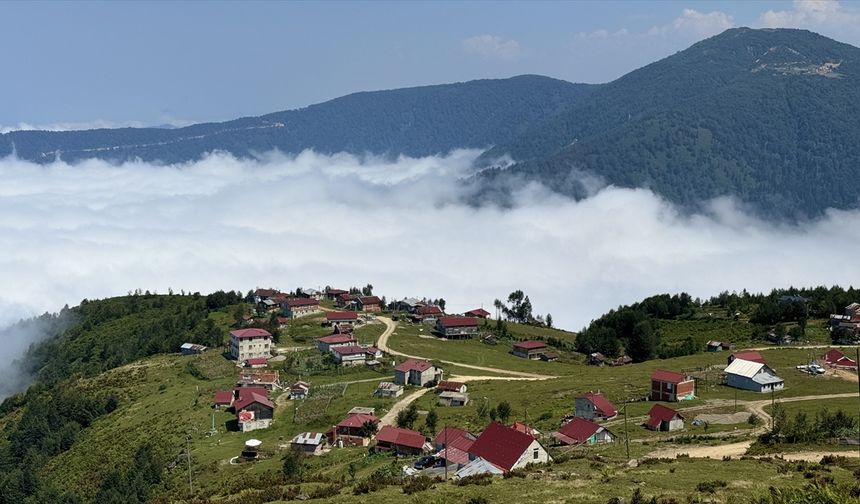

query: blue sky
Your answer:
[2,0,859,130]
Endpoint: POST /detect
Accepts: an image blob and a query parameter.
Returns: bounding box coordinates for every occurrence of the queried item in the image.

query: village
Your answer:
[172,285,860,493]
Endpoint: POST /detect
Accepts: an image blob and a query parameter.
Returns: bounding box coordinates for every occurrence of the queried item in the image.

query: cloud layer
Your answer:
[2,149,860,354]
[462,34,521,61]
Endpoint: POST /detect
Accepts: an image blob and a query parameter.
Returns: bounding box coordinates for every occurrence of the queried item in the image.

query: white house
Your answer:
[467,422,551,474]
[229,328,273,362]
[725,358,785,393]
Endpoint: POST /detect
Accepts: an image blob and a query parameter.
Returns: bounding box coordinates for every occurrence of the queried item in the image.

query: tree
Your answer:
[396,403,419,429]
[425,409,438,435]
[362,284,374,296]
[496,401,511,422]
[436,298,446,311]
[358,420,378,438]
[281,446,305,478]
[545,313,553,328]
[627,320,659,362]
[489,407,497,422]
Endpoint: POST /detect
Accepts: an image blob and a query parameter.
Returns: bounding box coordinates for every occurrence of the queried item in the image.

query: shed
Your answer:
[724,358,784,393]
[646,404,684,431]
[552,418,615,445]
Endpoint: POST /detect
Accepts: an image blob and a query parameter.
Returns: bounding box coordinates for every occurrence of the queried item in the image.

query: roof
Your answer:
[510,421,540,437]
[437,380,466,391]
[326,288,347,295]
[439,391,468,400]
[556,418,602,443]
[337,413,379,428]
[437,316,477,328]
[332,345,372,356]
[290,381,310,391]
[469,421,537,472]
[375,425,427,450]
[291,432,324,446]
[326,311,359,321]
[284,298,319,308]
[245,357,268,366]
[465,308,491,317]
[213,390,233,404]
[438,445,470,466]
[418,305,444,316]
[230,328,273,339]
[456,457,505,478]
[254,288,280,297]
[834,356,858,368]
[647,404,683,428]
[732,351,766,364]
[513,340,547,350]
[823,349,846,363]
[650,369,690,384]
[395,358,434,373]
[233,391,274,411]
[434,426,475,447]
[376,381,402,391]
[725,358,773,379]
[181,342,206,350]
[318,334,357,344]
[359,296,381,305]
[577,392,617,417]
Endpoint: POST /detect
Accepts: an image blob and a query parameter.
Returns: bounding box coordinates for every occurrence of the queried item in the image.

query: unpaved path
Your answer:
[379,387,434,426]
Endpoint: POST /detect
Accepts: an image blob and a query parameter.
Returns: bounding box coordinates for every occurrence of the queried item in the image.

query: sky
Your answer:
[2,0,860,131]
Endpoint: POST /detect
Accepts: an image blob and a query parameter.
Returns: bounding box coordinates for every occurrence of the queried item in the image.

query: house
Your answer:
[612,355,633,366]
[237,369,282,390]
[289,381,310,400]
[332,413,379,447]
[510,422,541,438]
[646,404,684,431]
[394,297,422,313]
[415,305,445,323]
[394,359,439,386]
[511,340,547,359]
[822,349,858,369]
[234,388,275,432]
[374,381,404,398]
[276,316,290,329]
[438,391,469,407]
[331,345,380,366]
[434,427,476,451]
[180,342,207,355]
[291,432,327,455]
[574,391,618,420]
[846,302,860,320]
[317,333,358,353]
[245,357,268,368]
[333,323,354,334]
[282,298,321,319]
[357,296,382,312]
[728,351,766,365]
[706,340,732,352]
[213,390,233,409]
[298,288,323,300]
[257,297,281,313]
[540,352,559,362]
[253,288,281,303]
[229,328,273,362]
[374,425,429,455]
[325,311,359,326]
[650,369,696,402]
[435,317,478,339]
[552,418,616,446]
[724,358,785,393]
[588,352,606,365]
[437,381,467,394]
[336,293,359,309]
[465,308,491,319]
[325,288,348,300]
[455,457,505,478]
[434,427,476,467]
[467,421,552,473]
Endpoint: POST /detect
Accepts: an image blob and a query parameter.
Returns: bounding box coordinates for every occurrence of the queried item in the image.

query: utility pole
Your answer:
[623,403,630,461]
[856,348,859,458]
[771,387,775,430]
[444,424,448,480]
[187,434,193,496]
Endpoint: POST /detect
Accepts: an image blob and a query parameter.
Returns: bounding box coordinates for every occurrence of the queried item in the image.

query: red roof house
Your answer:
[646,404,684,431]
[465,308,491,318]
[374,425,428,455]
[468,422,551,472]
[233,388,275,432]
[357,296,382,312]
[574,392,618,420]
[317,333,358,352]
[512,340,547,359]
[650,369,695,401]
[435,316,479,339]
[325,311,359,324]
[245,357,269,368]
[213,390,233,408]
[510,422,540,438]
[435,428,476,466]
[434,426,476,450]
[553,418,615,445]
[823,349,858,368]
[437,380,467,393]
[230,328,273,339]
[334,413,380,446]
[729,351,766,365]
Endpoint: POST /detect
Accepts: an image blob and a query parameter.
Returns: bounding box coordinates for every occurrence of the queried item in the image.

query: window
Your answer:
[533,449,539,460]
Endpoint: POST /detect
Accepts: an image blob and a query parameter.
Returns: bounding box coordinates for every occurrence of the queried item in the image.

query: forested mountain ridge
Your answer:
[0,75,593,164]
[478,28,860,217]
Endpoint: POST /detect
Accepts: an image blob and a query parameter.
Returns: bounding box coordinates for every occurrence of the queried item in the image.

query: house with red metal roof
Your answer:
[357,296,382,312]
[229,328,273,362]
[434,427,476,467]
[574,391,618,420]
[325,311,359,326]
[435,316,479,339]
[552,418,616,446]
[645,404,684,431]
[325,288,348,300]
[510,422,541,438]
[465,308,491,318]
[511,340,547,359]
[317,333,358,353]
[413,304,444,323]
[332,412,380,447]
[467,421,551,473]
[331,345,382,366]
[394,359,440,386]
[822,349,858,369]
[374,425,429,455]
[434,427,476,451]
[281,297,321,319]
[213,390,233,409]
[437,381,467,394]
[728,351,766,366]
[233,388,274,432]
[244,357,269,368]
[650,369,696,401]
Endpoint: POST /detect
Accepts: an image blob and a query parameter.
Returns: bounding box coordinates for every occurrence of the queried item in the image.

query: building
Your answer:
[394,359,439,386]
[289,381,310,400]
[325,288,348,300]
[282,298,321,319]
[213,390,233,409]
[552,418,616,446]
[333,323,354,334]
[229,328,273,362]
[574,391,618,420]
[357,296,382,312]
[467,421,552,473]
[234,388,275,432]
[245,357,268,368]
[317,333,358,353]
[540,352,559,362]
[237,369,282,390]
[415,305,445,323]
[650,369,696,402]
[510,422,541,438]
[336,293,359,309]
[434,427,476,451]
[434,427,476,468]
[438,391,470,407]
[822,349,858,369]
[588,352,606,365]
[298,288,323,300]
[465,308,491,318]
[511,340,547,359]
[728,351,766,365]
[291,432,327,455]
[374,425,429,455]
[180,342,207,355]
[435,316,478,339]
[374,381,404,398]
[437,381,467,394]
[394,297,422,313]
[645,404,684,431]
[332,413,379,447]
[331,345,381,366]
[724,358,784,393]
[706,340,732,352]
[325,311,359,326]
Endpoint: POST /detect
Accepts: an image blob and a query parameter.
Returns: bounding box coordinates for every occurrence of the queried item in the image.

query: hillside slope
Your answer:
[0,75,592,164]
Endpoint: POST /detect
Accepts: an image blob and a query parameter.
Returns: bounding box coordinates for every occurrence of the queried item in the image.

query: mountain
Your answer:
[478,28,860,217]
[0,75,593,164]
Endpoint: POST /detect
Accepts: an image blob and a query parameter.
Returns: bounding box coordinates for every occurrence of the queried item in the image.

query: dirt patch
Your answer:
[694,412,750,425]
[830,368,859,383]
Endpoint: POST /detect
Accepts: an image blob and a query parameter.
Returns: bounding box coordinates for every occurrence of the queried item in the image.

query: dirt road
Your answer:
[379,387,434,426]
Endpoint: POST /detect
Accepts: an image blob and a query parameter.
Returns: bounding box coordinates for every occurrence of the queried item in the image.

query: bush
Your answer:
[402,475,436,495]
[696,480,728,494]
[456,473,493,486]
[308,484,341,499]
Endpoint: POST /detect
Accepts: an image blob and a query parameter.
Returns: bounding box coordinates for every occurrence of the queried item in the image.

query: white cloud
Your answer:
[462,34,521,61]
[576,8,733,42]
[759,0,860,41]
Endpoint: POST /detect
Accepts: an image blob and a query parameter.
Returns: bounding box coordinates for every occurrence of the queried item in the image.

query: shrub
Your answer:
[696,480,728,494]
[308,484,341,499]
[456,473,493,486]
[402,475,436,495]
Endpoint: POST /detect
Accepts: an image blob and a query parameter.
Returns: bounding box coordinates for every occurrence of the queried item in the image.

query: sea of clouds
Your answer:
[2,148,860,383]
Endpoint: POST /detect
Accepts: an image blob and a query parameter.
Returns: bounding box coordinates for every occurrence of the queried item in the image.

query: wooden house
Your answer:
[574,391,618,420]
[374,425,429,455]
[552,418,615,446]
[646,404,684,431]
[650,369,695,402]
[435,316,478,338]
[511,340,547,359]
